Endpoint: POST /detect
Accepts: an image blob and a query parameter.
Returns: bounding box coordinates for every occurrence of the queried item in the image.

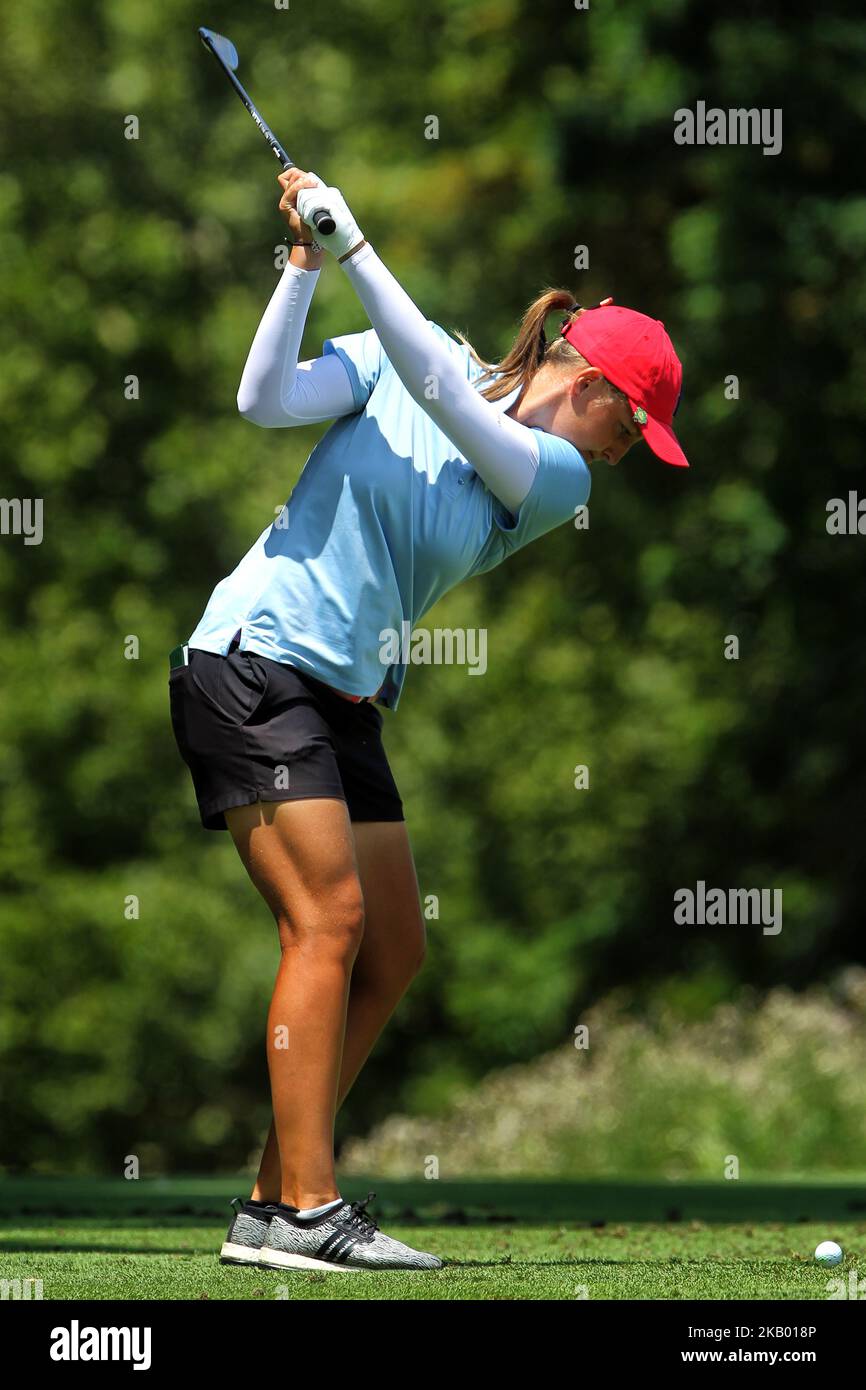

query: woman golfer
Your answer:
[169,169,688,1273]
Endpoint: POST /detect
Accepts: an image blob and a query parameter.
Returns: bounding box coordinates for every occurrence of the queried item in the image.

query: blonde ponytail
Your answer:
[454,288,626,405]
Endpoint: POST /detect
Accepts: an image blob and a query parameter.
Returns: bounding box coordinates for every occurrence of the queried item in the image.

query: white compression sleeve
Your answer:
[237,263,359,427]
[341,242,540,512]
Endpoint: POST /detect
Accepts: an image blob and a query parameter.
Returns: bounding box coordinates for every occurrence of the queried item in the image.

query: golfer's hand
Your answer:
[295,180,364,260]
[277,168,322,241]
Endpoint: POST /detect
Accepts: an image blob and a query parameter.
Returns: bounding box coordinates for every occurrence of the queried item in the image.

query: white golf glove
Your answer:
[297,174,364,259]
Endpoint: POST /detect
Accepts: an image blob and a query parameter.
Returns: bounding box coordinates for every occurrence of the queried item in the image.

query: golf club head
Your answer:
[199,27,239,72]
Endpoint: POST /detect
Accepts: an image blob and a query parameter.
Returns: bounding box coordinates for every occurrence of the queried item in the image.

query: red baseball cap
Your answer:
[561,303,688,467]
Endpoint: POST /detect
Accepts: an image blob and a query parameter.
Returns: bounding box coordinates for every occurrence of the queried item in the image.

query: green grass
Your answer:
[1,1177,864,1300]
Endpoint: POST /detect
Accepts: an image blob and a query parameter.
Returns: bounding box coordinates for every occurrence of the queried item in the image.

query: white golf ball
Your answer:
[814,1240,843,1266]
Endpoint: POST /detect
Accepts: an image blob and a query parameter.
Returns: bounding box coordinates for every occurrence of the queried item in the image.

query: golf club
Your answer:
[198,26,336,236]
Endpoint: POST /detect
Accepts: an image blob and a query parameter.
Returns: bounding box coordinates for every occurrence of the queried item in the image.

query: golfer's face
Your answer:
[572,386,642,467]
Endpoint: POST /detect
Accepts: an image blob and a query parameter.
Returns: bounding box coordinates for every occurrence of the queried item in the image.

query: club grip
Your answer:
[312,208,336,236]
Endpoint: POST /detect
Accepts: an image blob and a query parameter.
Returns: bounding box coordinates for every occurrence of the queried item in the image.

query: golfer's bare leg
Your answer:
[249,821,427,1204]
[225,797,364,1211]
[340,820,427,1092]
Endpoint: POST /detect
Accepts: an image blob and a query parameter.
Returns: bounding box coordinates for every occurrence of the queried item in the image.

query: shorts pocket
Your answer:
[168,666,191,760]
[190,651,269,726]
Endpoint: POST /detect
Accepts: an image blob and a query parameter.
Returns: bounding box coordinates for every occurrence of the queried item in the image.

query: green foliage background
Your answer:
[0,0,863,1173]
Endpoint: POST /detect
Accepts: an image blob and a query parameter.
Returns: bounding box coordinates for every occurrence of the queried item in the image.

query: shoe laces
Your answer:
[345,1190,380,1236]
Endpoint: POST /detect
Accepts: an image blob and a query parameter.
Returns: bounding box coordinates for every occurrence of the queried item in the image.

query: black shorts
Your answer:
[169,648,404,830]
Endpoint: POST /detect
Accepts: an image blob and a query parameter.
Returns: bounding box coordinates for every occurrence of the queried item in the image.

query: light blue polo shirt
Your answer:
[187,323,591,710]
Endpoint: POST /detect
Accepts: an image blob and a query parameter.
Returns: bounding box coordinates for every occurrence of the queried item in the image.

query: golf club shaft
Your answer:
[199,29,336,235]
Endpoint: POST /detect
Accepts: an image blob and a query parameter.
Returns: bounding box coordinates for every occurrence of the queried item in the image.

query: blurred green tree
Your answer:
[0,0,863,1171]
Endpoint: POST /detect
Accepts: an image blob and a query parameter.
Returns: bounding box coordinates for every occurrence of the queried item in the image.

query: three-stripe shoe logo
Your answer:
[317,1228,359,1264]
[314,1192,380,1266]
